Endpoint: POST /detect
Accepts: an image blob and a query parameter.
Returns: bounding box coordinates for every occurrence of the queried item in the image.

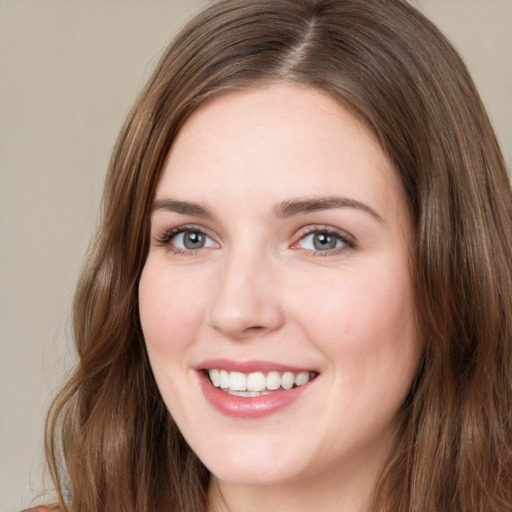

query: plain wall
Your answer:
[1,1,510,510]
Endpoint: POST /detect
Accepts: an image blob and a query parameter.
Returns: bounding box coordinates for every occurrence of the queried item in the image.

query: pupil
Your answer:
[184,231,204,249]
[313,233,336,250]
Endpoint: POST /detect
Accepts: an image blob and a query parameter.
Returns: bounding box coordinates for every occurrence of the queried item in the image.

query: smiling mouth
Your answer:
[206,369,319,397]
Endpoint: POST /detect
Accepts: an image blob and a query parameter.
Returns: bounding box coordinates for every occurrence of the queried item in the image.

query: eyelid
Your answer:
[154,224,219,254]
[153,223,355,256]
[290,225,356,253]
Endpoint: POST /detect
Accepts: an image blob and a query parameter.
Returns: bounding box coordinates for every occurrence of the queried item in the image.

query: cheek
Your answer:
[138,263,205,362]
[291,260,417,378]
[138,262,211,421]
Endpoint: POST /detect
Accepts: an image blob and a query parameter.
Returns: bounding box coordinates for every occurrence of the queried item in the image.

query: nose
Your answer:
[207,250,285,339]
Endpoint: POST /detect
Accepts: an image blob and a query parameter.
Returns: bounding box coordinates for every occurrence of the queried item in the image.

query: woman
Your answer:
[36,0,512,511]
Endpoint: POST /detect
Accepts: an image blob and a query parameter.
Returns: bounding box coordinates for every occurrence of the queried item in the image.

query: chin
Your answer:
[193,434,307,486]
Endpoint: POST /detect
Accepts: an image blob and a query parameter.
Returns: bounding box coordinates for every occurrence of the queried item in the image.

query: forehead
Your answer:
[157,83,405,221]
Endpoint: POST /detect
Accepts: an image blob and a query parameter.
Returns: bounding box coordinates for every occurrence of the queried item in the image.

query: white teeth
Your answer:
[219,370,230,388]
[295,371,310,386]
[229,371,247,391]
[281,372,295,390]
[227,390,272,397]
[247,371,266,391]
[207,369,315,394]
[209,369,220,387]
[266,371,281,390]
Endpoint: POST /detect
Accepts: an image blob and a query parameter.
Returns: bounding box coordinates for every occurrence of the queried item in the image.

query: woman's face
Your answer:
[139,84,419,495]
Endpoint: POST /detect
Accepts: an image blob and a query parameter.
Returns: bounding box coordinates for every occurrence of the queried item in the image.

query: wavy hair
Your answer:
[45,1,512,511]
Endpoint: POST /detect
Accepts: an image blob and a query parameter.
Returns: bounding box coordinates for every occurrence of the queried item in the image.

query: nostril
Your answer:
[245,325,264,331]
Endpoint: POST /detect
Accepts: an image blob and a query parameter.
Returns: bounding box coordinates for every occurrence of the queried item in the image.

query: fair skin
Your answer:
[139,83,420,512]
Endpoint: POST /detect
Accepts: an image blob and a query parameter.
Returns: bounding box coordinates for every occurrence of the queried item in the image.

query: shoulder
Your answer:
[21,507,61,512]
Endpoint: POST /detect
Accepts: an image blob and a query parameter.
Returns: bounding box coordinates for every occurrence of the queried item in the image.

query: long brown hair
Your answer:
[45,1,512,511]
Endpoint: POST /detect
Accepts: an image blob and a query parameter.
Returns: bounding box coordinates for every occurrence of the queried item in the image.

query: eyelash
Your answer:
[292,225,356,256]
[155,224,214,256]
[155,224,356,257]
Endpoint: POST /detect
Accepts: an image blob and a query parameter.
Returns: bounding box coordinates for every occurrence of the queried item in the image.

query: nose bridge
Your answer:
[207,241,284,338]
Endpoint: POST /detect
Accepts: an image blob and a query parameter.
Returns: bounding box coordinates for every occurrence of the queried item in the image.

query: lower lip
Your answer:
[198,372,315,419]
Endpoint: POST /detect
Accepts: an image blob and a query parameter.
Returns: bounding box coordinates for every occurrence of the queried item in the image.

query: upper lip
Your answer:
[195,358,318,374]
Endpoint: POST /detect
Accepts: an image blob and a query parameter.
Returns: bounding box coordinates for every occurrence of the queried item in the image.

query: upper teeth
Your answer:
[208,369,314,393]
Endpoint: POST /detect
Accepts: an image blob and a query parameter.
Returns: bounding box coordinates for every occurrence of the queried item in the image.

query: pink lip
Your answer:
[196,360,318,419]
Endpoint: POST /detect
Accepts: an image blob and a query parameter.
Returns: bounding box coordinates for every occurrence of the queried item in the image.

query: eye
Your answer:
[156,226,218,253]
[172,230,214,250]
[293,227,355,254]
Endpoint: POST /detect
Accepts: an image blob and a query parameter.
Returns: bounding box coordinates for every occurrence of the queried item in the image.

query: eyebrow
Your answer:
[273,196,384,223]
[151,198,213,218]
[151,195,384,223]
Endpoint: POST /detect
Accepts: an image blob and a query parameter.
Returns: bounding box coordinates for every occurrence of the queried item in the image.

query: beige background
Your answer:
[1,1,510,510]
